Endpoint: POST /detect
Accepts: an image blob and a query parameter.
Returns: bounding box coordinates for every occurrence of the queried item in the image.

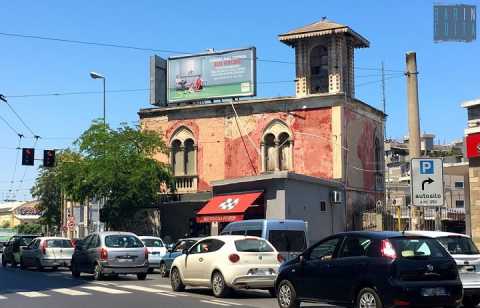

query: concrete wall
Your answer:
[285,179,345,244]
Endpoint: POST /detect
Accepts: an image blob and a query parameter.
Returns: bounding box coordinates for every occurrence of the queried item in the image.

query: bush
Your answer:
[15,223,42,235]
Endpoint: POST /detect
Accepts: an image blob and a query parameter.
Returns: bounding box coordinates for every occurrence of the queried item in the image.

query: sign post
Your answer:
[411,158,445,207]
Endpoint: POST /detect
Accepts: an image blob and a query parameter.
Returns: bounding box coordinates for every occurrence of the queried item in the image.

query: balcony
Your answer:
[174,175,198,193]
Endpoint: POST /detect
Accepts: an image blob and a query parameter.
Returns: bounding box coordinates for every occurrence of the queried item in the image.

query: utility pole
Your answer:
[406,52,421,230]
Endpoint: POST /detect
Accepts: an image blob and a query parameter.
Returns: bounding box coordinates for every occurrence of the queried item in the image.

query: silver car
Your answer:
[407,231,480,307]
[71,232,149,280]
[20,237,74,270]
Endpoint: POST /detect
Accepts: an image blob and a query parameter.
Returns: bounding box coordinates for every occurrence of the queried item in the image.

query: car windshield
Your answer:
[390,237,449,259]
[46,239,72,248]
[19,237,36,246]
[268,230,307,252]
[105,235,144,248]
[437,236,480,255]
[235,239,274,252]
[142,238,164,248]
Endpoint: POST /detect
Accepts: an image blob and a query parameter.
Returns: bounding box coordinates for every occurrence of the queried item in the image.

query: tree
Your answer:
[16,223,42,234]
[32,120,173,231]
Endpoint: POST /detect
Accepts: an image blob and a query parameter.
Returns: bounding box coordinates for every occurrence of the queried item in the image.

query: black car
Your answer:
[275,231,463,308]
[2,235,40,267]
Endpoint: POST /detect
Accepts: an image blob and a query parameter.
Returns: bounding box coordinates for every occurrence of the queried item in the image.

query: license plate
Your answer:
[249,268,274,276]
[460,265,476,272]
[118,258,133,263]
[421,287,448,297]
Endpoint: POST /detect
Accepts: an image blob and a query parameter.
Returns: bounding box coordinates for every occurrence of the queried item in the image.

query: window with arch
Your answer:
[310,45,329,94]
[262,121,293,172]
[170,127,197,176]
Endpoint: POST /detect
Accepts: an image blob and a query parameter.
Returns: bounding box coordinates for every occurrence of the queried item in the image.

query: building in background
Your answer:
[371,134,468,233]
[139,19,385,241]
[0,200,41,229]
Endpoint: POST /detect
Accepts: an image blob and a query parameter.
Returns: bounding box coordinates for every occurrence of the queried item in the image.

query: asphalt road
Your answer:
[0,254,331,308]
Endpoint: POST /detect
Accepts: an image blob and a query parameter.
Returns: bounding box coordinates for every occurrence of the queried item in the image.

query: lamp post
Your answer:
[90,72,106,127]
[90,72,106,232]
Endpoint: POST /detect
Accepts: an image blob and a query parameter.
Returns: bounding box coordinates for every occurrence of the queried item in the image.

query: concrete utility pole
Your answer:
[406,52,421,159]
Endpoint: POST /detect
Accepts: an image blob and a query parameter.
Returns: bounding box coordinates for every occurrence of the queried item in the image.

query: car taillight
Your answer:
[99,248,108,261]
[380,239,397,259]
[229,254,240,263]
[277,254,285,263]
[41,241,47,255]
[144,247,149,260]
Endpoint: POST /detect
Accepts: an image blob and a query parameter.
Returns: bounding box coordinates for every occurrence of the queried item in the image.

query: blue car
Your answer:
[158,237,202,277]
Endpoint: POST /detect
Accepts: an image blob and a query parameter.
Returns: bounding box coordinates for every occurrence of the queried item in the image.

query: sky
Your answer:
[0,1,478,201]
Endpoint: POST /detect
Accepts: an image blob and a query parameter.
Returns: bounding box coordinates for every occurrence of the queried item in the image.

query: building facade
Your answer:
[139,19,385,239]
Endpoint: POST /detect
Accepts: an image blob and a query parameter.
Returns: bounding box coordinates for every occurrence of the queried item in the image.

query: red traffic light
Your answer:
[43,150,56,167]
[21,148,35,166]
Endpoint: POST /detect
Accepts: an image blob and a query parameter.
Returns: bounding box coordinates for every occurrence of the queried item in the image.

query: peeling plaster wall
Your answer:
[141,106,333,191]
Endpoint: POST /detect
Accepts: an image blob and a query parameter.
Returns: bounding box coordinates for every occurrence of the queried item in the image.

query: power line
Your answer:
[0,113,22,136]
[0,31,404,73]
[1,98,39,137]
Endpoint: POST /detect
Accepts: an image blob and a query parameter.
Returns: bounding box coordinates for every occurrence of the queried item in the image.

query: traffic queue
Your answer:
[1,219,480,308]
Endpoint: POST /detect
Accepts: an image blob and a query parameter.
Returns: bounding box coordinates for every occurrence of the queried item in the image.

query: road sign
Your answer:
[410,158,444,206]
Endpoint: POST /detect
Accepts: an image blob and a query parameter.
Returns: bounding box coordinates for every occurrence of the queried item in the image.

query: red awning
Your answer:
[196,191,262,223]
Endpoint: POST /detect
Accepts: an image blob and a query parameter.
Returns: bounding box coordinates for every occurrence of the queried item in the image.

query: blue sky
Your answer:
[0,1,478,200]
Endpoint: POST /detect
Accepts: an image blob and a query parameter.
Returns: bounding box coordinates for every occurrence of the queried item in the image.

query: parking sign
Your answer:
[411,158,444,206]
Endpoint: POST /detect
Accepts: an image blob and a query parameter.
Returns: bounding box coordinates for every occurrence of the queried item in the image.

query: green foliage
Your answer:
[16,223,42,235]
[32,120,172,231]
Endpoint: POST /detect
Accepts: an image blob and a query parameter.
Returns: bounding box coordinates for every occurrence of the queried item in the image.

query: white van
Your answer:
[220,219,308,261]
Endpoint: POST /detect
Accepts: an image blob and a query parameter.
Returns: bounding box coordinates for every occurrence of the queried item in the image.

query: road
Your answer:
[0,254,330,308]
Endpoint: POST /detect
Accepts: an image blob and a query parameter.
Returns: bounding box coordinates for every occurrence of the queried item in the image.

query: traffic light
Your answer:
[21,148,35,166]
[43,150,55,167]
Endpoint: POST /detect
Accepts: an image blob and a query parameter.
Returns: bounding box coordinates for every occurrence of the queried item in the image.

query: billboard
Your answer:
[167,47,256,103]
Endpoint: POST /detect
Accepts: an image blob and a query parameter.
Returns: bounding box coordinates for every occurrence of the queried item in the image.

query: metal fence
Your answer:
[358,205,466,233]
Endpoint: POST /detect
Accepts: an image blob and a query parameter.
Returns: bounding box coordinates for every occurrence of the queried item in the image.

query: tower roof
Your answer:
[278,19,369,48]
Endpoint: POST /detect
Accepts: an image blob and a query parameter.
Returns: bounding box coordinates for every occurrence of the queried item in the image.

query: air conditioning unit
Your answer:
[330,190,343,204]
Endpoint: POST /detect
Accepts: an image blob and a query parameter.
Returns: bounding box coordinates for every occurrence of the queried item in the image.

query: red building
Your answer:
[139,19,385,242]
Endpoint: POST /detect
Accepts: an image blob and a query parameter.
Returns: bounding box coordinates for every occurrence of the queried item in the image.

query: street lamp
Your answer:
[90,71,106,127]
[90,72,106,232]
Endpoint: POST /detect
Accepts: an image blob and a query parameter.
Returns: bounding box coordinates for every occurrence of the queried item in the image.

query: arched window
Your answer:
[262,121,293,172]
[278,132,292,171]
[170,127,196,176]
[171,139,184,176]
[184,138,196,175]
[264,134,276,172]
[310,45,329,94]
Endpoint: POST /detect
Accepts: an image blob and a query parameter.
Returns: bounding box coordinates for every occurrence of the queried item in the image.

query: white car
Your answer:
[170,235,282,297]
[406,231,480,308]
[139,236,167,273]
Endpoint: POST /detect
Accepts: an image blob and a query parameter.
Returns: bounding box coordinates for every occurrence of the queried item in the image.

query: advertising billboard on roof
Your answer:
[167,47,256,103]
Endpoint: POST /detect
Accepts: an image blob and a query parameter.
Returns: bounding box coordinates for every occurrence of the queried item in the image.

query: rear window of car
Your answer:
[105,235,144,248]
[437,236,480,255]
[390,237,449,258]
[19,237,36,246]
[235,239,274,252]
[142,239,164,248]
[268,230,307,252]
[46,239,72,248]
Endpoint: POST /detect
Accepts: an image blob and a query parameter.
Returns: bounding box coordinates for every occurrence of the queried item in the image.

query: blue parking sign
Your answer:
[420,160,434,174]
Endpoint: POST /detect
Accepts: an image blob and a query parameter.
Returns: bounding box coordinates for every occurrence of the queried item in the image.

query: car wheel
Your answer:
[159,262,169,278]
[356,288,383,308]
[170,267,185,292]
[211,271,231,298]
[277,280,300,308]
[137,272,147,280]
[71,262,81,278]
[464,296,480,308]
[93,263,104,281]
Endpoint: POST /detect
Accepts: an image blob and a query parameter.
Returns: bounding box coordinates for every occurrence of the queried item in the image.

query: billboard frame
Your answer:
[167,47,256,104]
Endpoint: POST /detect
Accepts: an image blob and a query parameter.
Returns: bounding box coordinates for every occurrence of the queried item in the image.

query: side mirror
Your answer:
[182,248,189,255]
[299,254,306,264]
